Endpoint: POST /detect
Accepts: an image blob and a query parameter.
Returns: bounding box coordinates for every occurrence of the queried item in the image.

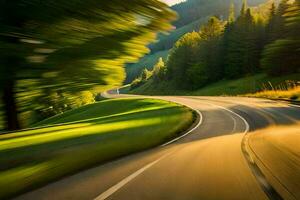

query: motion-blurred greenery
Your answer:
[0,98,194,199]
[0,1,176,130]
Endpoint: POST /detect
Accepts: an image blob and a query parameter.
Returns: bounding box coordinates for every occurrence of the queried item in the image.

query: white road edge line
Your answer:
[160,109,203,147]
[288,104,300,108]
[204,102,250,134]
[94,96,203,200]
[94,151,174,200]
[203,101,286,200]
[93,101,246,200]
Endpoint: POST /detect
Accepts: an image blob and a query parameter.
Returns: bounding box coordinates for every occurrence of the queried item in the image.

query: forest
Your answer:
[130,0,300,92]
[125,0,268,83]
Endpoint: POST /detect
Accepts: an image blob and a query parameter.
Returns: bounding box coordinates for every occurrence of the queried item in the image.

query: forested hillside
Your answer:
[129,0,300,100]
[172,0,267,28]
[125,0,268,83]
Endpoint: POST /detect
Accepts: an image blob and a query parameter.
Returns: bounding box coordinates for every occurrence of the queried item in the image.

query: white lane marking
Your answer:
[160,109,203,147]
[104,93,204,147]
[93,97,248,200]
[228,114,237,133]
[93,104,203,200]
[288,104,300,108]
[94,151,174,200]
[203,102,250,134]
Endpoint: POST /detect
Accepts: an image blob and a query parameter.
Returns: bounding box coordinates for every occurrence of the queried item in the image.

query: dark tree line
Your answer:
[133,0,300,90]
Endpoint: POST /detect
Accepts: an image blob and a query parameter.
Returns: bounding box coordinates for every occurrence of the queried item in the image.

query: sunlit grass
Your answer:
[130,73,300,97]
[247,82,300,101]
[0,98,194,199]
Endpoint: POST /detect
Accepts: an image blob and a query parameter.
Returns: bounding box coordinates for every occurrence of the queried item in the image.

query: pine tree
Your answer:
[223,2,264,78]
[266,2,277,43]
[241,0,248,16]
[261,0,300,75]
[224,3,250,78]
[228,2,236,23]
[198,17,225,82]
[266,0,289,44]
[166,31,201,88]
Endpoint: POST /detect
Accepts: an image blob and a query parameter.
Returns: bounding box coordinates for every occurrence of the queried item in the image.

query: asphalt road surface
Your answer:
[15,95,300,200]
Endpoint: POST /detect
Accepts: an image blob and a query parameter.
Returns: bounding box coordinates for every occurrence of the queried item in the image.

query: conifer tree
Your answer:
[166,31,201,88]
[228,3,236,23]
[266,0,289,43]
[261,0,300,75]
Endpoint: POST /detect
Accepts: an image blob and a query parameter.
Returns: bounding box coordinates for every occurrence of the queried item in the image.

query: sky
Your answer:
[162,0,186,6]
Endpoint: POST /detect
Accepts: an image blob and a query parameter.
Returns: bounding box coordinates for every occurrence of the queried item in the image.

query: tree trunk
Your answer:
[2,79,21,131]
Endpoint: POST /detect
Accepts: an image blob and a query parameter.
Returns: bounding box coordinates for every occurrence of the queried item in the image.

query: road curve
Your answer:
[15,95,300,200]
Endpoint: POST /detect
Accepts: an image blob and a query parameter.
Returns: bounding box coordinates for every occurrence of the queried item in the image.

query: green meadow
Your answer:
[0,98,194,199]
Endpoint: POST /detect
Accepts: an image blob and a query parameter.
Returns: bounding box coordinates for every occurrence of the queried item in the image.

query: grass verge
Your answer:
[0,98,194,199]
[129,73,300,101]
[247,86,300,102]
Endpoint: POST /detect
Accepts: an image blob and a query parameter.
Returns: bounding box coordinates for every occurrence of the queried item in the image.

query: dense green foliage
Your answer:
[223,3,265,78]
[126,0,268,84]
[131,68,153,89]
[130,58,167,90]
[0,98,194,199]
[261,0,300,75]
[125,50,169,83]
[168,17,225,89]
[0,1,176,130]
[130,0,300,92]
[151,0,267,53]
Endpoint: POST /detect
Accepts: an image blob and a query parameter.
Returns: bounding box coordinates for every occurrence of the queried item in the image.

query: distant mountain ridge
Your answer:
[172,0,267,28]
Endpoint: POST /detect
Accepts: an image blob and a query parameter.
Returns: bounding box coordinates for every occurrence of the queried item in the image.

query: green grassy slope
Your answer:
[130,73,300,97]
[0,98,194,199]
[148,17,209,53]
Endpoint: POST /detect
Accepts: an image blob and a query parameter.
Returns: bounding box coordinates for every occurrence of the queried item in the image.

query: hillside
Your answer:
[125,0,269,83]
[125,50,169,84]
[171,0,268,28]
[129,73,300,101]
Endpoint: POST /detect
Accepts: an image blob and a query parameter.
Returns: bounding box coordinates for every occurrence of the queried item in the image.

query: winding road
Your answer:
[15,95,300,200]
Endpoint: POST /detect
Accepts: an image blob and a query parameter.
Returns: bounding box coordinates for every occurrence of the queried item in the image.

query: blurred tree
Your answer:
[261,0,300,75]
[266,0,289,44]
[0,0,176,130]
